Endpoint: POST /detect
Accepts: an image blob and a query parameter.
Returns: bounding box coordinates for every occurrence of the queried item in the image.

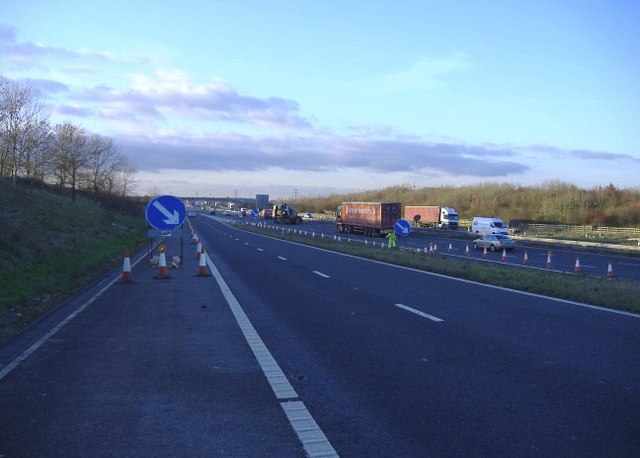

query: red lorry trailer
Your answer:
[336,202,401,237]
[403,205,459,229]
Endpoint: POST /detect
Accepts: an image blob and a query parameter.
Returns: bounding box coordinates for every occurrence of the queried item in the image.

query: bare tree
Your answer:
[18,119,53,183]
[0,78,47,186]
[83,133,119,195]
[118,156,137,197]
[52,122,88,202]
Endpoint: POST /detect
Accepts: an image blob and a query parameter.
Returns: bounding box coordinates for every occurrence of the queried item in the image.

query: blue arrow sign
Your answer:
[394,219,412,237]
[145,195,187,230]
[251,209,259,218]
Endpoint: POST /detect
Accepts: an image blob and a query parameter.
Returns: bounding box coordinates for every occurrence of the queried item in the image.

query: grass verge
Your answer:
[0,184,147,344]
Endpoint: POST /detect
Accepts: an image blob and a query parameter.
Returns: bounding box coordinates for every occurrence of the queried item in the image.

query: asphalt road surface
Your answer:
[1,215,639,457]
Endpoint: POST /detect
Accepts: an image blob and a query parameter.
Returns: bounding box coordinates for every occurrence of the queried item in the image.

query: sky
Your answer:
[2,0,639,198]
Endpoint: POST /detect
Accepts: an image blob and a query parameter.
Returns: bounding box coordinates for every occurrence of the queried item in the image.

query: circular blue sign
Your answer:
[145,195,187,230]
[394,219,412,237]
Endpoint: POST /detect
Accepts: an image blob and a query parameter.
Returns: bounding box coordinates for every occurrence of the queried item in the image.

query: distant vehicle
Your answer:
[403,205,459,229]
[336,202,401,237]
[273,203,302,224]
[473,234,516,252]
[209,210,216,215]
[508,219,523,235]
[301,213,314,220]
[259,208,273,219]
[472,217,509,235]
[188,211,197,217]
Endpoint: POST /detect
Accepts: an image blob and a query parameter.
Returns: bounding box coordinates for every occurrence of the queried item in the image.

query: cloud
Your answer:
[116,131,529,180]
[364,52,472,94]
[528,144,638,162]
[0,23,115,69]
[64,73,313,128]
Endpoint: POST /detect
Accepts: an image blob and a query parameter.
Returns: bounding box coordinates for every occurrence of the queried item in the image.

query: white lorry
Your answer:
[471,217,509,236]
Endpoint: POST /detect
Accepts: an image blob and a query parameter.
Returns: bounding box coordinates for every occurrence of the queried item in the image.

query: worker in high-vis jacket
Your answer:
[386,231,397,248]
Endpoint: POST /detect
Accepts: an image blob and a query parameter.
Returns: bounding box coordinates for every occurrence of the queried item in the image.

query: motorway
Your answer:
[239,215,640,281]
[1,214,639,456]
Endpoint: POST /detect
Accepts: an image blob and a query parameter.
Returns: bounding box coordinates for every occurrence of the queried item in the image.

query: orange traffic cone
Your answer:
[522,251,529,265]
[196,247,210,276]
[501,248,507,261]
[195,241,202,259]
[191,232,199,244]
[607,261,614,278]
[154,248,170,279]
[574,257,581,273]
[546,251,552,269]
[119,250,134,283]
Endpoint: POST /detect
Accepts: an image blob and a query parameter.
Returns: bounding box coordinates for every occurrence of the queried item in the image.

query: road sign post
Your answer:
[394,219,412,237]
[146,195,188,263]
[145,195,187,231]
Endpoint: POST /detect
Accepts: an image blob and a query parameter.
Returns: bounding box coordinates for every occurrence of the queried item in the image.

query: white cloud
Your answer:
[364,52,472,94]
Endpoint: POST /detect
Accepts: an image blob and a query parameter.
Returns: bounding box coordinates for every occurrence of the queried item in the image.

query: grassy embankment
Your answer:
[0,183,147,344]
[236,222,640,315]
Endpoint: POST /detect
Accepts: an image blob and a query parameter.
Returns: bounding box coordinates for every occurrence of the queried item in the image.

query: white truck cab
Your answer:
[472,217,509,235]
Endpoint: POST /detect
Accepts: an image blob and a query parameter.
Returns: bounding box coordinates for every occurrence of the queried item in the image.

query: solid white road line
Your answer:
[313,271,330,278]
[257,248,264,252]
[204,252,338,457]
[395,303,444,322]
[277,256,288,261]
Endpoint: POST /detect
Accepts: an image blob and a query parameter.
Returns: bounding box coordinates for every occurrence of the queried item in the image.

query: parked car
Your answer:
[472,234,516,252]
[301,213,314,220]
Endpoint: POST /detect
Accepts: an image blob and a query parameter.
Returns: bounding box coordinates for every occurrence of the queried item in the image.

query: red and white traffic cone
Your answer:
[119,250,134,283]
[607,261,614,278]
[191,232,199,244]
[195,241,202,259]
[155,250,170,279]
[574,257,581,273]
[483,247,488,258]
[522,251,529,265]
[501,248,507,261]
[465,244,470,256]
[546,251,552,269]
[196,247,210,276]
[448,242,452,252]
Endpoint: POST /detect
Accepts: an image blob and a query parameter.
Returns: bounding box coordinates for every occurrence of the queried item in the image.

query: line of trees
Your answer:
[291,182,640,227]
[0,75,135,201]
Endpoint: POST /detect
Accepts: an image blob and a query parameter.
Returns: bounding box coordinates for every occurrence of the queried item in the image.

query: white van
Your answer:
[472,217,509,236]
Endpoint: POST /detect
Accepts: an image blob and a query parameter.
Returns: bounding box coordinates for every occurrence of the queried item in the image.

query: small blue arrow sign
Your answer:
[394,219,412,237]
[251,209,259,218]
[145,195,187,230]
